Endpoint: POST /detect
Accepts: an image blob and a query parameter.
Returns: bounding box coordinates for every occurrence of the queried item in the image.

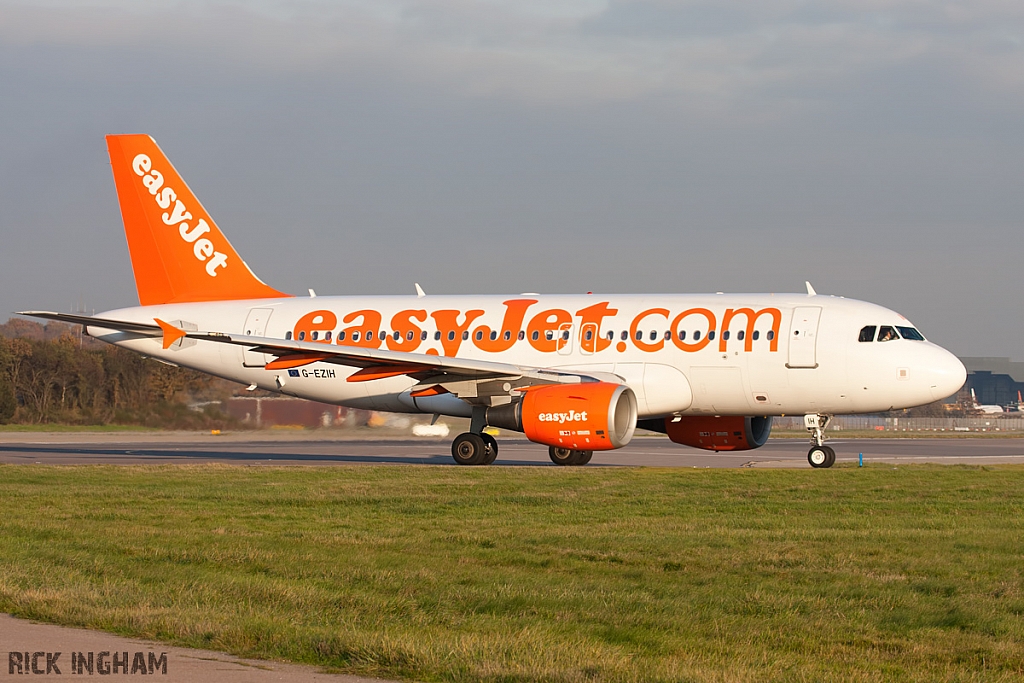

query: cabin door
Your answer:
[787,306,821,368]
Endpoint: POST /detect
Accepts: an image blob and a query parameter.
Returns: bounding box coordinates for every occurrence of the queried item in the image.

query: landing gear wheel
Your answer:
[548,447,593,466]
[480,433,499,465]
[808,445,835,468]
[549,446,576,466]
[452,433,487,465]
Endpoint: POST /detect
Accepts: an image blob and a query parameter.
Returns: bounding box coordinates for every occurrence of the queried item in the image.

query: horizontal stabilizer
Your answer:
[18,311,161,335]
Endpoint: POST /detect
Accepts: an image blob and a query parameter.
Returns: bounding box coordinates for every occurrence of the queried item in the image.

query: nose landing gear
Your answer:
[804,413,836,468]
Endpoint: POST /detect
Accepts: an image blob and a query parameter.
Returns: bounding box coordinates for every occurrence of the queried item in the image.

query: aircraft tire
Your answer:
[481,433,499,465]
[549,447,592,466]
[573,450,594,466]
[548,446,576,466]
[452,433,488,465]
[808,446,833,468]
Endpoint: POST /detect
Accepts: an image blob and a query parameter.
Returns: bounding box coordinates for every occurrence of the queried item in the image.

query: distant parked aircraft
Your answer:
[22,135,967,469]
[970,388,1005,414]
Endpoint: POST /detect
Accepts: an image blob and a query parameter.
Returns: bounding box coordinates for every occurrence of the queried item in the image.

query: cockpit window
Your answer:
[897,326,925,341]
[877,325,899,342]
[858,326,876,342]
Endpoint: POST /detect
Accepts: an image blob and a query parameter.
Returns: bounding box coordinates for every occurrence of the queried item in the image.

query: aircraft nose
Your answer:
[927,346,967,402]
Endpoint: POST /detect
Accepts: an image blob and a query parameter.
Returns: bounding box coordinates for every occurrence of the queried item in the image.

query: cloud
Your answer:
[1,0,1023,357]
[2,0,1021,117]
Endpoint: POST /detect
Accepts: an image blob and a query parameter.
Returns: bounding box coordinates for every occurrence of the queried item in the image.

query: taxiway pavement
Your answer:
[1,432,1022,467]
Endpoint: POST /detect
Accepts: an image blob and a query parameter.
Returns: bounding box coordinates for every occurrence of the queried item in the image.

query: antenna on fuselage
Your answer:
[415,283,426,298]
[805,281,817,296]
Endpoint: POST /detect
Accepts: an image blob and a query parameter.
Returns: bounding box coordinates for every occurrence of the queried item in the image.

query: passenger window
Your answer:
[504,330,511,340]
[621,331,628,341]
[859,326,876,343]
[407,331,415,341]
[490,331,498,341]
[708,331,716,341]
[752,330,759,341]
[352,331,360,342]
[311,331,318,341]
[475,331,483,341]
[664,330,671,340]
[325,331,332,342]
[298,331,306,341]
[878,326,899,342]
[393,331,401,341]
[767,330,774,341]
[562,330,570,340]
[338,331,346,341]
[607,330,614,340]
[448,331,456,341]
[285,331,292,340]
[635,330,643,340]
[678,330,686,341]
[737,330,744,341]
[420,330,427,341]
[518,330,525,341]
[380,331,387,341]
[723,330,730,341]
[434,331,441,341]
[462,331,469,340]
[585,329,593,341]
[693,330,701,341]
[897,326,925,341]
[532,330,539,341]
[546,331,554,341]
[649,330,657,341]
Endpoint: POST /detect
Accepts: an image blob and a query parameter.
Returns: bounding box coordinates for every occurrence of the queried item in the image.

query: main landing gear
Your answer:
[450,432,497,466]
[548,447,593,467]
[450,435,594,466]
[804,413,835,468]
[450,408,594,466]
[451,407,498,466]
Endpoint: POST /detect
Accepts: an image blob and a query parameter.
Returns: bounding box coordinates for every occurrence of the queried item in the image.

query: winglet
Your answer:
[155,318,187,349]
[805,281,817,296]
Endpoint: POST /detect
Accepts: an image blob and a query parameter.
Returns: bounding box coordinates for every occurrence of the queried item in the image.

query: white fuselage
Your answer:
[90,293,966,419]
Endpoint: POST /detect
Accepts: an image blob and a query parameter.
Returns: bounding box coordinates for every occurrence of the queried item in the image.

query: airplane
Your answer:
[21,135,967,469]
[970,388,1005,414]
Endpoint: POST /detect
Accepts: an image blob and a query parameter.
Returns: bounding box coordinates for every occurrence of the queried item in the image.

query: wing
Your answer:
[17,311,603,397]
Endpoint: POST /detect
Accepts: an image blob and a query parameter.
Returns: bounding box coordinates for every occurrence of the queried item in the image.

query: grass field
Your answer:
[1,464,1022,682]
[0,423,160,432]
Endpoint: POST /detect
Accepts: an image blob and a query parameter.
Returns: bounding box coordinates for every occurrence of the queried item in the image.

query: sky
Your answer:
[1,0,1022,360]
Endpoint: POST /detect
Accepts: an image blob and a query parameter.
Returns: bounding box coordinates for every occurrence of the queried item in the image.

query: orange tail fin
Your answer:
[106,134,289,305]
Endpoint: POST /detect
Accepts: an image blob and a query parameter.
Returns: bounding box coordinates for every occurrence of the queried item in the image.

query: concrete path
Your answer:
[0,615,397,682]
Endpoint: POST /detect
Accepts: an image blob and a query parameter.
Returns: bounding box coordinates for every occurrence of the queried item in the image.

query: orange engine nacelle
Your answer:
[487,382,638,450]
[646,415,773,451]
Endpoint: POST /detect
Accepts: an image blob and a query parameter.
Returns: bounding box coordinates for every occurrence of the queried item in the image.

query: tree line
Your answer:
[0,318,235,427]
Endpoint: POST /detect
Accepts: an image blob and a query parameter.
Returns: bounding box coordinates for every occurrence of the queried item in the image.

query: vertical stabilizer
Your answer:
[106,135,289,305]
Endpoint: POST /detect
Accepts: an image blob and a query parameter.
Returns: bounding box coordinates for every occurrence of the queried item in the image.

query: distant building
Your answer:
[961,357,1024,407]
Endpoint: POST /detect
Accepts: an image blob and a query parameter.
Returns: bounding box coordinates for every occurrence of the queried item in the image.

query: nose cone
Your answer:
[928,346,967,401]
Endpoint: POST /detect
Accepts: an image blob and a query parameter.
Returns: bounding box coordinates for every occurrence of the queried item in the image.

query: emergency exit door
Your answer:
[787,306,821,368]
